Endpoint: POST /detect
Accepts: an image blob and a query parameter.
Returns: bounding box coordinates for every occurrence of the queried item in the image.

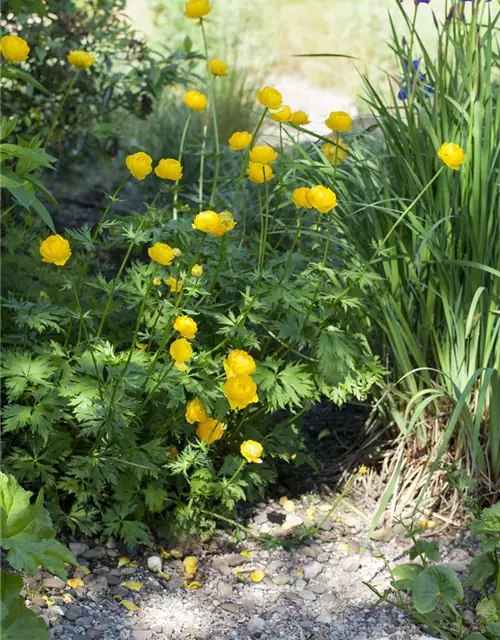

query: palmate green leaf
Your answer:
[470,502,500,542]
[0,570,49,640]
[465,553,497,591]
[391,562,424,591]
[477,593,500,623]
[1,352,56,401]
[316,326,356,385]
[0,473,75,578]
[254,361,316,411]
[142,485,168,513]
[413,565,463,614]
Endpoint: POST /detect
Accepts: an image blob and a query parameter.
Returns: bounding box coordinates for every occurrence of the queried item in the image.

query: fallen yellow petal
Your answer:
[296,567,304,577]
[120,581,143,592]
[183,556,198,574]
[240,550,252,558]
[160,548,171,560]
[118,557,131,568]
[75,565,91,575]
[279,496,288,505]
[129,563,138,568]
[250,570,265,583]
[317,428,331,441]
[338,542,352,553]
[42,595,54,606]
[283,500,295,513]
[62,593,75,603]
[184,580,203,589]
[67,578,84,589]
[120,599,140,612]
[170,549,183,559]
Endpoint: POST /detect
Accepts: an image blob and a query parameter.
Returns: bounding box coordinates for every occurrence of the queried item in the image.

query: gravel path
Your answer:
[26,487,473,640]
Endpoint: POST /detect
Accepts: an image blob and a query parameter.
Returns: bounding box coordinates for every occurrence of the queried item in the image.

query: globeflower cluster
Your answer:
[222,350,259,410]
[126,152,183,182]
[292,185,338,214]
[192,210,236,237]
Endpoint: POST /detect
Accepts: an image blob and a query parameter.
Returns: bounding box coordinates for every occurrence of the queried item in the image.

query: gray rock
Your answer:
[32,596,48,608]
[106,573,123,586]
[75,616,94,627]
[131,631,152,640]
[224,553,251,567]
[298,589,317,601]
[284,513,303,528]
[272,574,291,585]
[370,527,393,542]
[81,546,106,560]
[320,519,333,531]
[212,558,232,576]
[317,612,333,624]
[218,582,234,598]
[445,562,468,573]
[339,557,361,572]
[65,606,85,621]
[297,545,319,559]
[304,561,324,580]
[105,537,117,549]
[247,616,266,636]
[69,542,89,556]
[310,583,327,594]
[43,577,66,589]
[146,555,162,572]
[84,575,108,592]
[220,602,239,613]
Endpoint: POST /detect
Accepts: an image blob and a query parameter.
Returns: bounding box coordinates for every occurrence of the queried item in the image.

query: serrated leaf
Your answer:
[477,593,500,623]
[413,565,463,613]
[0,570,49,639]
[391,562,424,591]
[465,554,497,590]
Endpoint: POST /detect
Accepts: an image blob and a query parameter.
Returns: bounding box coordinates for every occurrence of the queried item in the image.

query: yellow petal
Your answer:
[170,549,183,559]
[42,595,54,606]
[120,581,143,592]
[158,570,171,581]
[250,570,265,583]
[129,563,138,568]
[118,557,131,568]
[62,593,75,603]
[317,428,331,441]
[240,550,252,557]
[296,567,304,577]
[160,548,171,560]
[279,496,288,505]
[67,578,84,589]
[338,542,352,553]
[120,600,140,612]
[184,580,203,589]
[75,565,91,575]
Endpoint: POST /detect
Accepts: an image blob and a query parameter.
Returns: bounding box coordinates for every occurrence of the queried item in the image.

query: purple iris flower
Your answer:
[398,59,434,101]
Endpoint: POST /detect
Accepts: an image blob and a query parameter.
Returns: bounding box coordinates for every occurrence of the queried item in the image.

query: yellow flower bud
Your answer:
[325,111,353,132]
[165,276,183,293]
[240,440,263,464]
[358,466,368,475]
[185,398,208,424]
[185,0,211,19]
[210,58,228,77]
[191,264,203,277]
[184,90,208,112]
[148,242,175,266]
[292,187,313,209]
[223,375,259,410]
[173,315,198,340]
[290,111,310,126]
[223,350,256,378]
[256,86,283,110]
[39,234,71,266]
[307,185,337,214]
[67,50,95,69]
[270,105,292,123]
[155,158,183,181]
[247,162,275,184]
[437,142,465,170]
[192,210,220,234]
[228,131,253,151]
[170,338,193,363]
[126,152,153,180]
[196,418,225,444]
[249,145,278,165]
[173,248,182,257]
[0,35,30,63]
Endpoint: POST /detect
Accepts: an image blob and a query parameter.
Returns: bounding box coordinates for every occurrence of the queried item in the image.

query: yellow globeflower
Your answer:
[184,90,208,112]
[191,264,203,277]
[148,242,175,266]
[67,50,95,69]
[196,418,225,444]
[228,131,253,151]
[185,0,211,19]
[307,185,337,214]
[240,440,264,464]
[210,58,228,77]
[170,338,193,363]
[165,276,183,293]
[192,210,220,234]
[325,111,353,132]
[126,152,153,180]
[173,315,198,340]
[249,145,278,165]
[437,142,465,170]
[155,158,183,181]
[211,211,236,237]
[256,86,283,110]
[0,35,30,63]
[223,349,256,378]
[322,139,348,165]
[183,556,198,574]
[223,375,259,410]
[185,398,208,424]
[247,162,275,184]
[290,111,310,126]
[292,187,313,209]
[40,234,71,266]
[270,105,292,123]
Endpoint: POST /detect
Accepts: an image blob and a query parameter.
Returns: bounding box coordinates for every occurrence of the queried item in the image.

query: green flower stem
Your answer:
[139,361,175,412]
[45,69,80,149]
[200,19,221,209]
[227,459,247,486]
[73,288,103,401]
[64,174,131,349]
[96,186,164,338]
[305,471,360,538]
[198,119,209,211]
[199,509,266,541]
[281,209,310,281]
[173,111,193,220]
[207,234,229,294]
[252,107,268,141]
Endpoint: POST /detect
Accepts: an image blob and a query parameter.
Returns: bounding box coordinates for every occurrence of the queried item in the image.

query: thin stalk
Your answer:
[173,112,193,220]
[45,69,80,148]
